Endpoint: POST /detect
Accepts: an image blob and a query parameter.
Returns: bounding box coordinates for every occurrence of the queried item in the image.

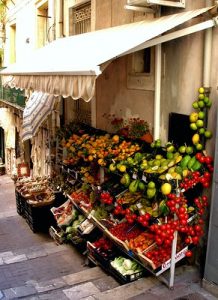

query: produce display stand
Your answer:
[14,88,213,288]
[48,120,213,289]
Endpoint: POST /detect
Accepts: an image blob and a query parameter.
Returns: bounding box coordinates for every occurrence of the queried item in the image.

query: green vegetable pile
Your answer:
[64,214,86,240]
[110,256,143,276]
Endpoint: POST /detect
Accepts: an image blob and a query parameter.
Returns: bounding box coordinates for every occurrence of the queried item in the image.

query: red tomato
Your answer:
[195,153,203,161]
[185,250,193,257]
[205,156,213,164]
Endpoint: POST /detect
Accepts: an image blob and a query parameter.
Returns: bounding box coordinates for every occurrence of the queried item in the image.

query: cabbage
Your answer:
[65,226,73,234]
[123,259,133,270]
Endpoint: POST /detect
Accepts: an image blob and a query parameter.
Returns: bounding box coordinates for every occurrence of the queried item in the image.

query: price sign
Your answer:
[142,174,147,182]
[132,172,138,179]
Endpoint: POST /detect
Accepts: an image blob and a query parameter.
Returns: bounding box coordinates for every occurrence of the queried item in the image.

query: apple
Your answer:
[190,123,198,131]
[196,120,204,128]
[198,100,205,108]
[206,100,212,108]
[198,93,205,100]
[204,130,212,139]
[186,146,194,154]
[198,111,205,119]
[192,101,199,109]
[204,96,210,104]
[198,128,205,135]
[178,145,186,153]
[196,143,203,151]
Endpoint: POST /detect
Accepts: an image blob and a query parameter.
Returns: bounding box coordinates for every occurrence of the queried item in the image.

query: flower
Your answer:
[128,118,149,139]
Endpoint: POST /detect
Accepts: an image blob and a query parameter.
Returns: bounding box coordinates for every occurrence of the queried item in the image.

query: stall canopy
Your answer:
[0,6,216,101]
[22,91,57,141]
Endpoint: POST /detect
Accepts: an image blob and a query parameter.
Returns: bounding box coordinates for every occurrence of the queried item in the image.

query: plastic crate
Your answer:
[24,201,56,233]
[109,262,144,284]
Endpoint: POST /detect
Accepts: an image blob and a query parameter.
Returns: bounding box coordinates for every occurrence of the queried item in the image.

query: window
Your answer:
[36,1,49,48]
[9,23,16,63]
[69,2,91,35]
[73,99,91,125]
[127,47,155,91]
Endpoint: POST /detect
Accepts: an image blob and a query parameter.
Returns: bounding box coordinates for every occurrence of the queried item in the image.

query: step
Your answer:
[0,266,109,299]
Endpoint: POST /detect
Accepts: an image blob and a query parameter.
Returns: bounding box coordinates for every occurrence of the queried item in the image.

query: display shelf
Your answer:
[137,243,194,276]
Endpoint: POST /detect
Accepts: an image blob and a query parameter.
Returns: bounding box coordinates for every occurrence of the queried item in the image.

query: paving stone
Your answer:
[63,282,100,299]
[34,277,66,293]
[3,285,37,299]
[37,290,69,299]
[26,250,47,259]
[92,276,120,292]
[62,267,106,286]
[0,251,13,259]
[3,254,27,264]
[90,277,158,300]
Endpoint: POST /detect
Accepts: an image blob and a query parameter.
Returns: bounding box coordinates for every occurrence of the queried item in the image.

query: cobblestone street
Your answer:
[0,175,217,300]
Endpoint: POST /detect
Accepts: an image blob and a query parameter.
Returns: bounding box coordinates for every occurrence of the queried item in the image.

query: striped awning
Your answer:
[22,92,57,141]
[1,6,216,101]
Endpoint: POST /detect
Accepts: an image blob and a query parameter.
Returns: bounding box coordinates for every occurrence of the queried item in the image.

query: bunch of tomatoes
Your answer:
[180,153,213,191]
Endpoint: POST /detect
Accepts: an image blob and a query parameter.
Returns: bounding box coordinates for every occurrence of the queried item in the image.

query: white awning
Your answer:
[22,91,57,141]
[1,6,215,101]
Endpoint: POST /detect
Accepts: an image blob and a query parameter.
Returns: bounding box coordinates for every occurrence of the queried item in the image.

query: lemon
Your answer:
[192,133,200,145]
[189,112,198,123]
[161,183,172,195]
[119,165,126,172]
[198,87,205,94]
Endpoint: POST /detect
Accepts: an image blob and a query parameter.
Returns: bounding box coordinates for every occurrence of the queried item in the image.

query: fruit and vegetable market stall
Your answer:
[14,87,214,288]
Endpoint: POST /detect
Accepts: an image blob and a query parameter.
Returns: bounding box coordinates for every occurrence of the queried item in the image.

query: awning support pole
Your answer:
[154,43,161,140]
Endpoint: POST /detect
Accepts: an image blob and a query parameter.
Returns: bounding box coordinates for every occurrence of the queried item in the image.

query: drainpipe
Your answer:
[154,8,162,140]
[203,0,213,91]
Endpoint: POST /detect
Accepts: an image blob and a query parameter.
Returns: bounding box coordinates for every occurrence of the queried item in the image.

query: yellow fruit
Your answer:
[196,143,203,151]
[196,119,204,128]
[198,87,205,94]
[161,183,172,195]
[88,155,94,162]
[112,135,120,143]
[198,93,205,100]
[204,130,212,139]
[182,169,189,177]
[192,133,200,145]
[189,112,198,123]
[109,163,116,172]
[119,165,126,172]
